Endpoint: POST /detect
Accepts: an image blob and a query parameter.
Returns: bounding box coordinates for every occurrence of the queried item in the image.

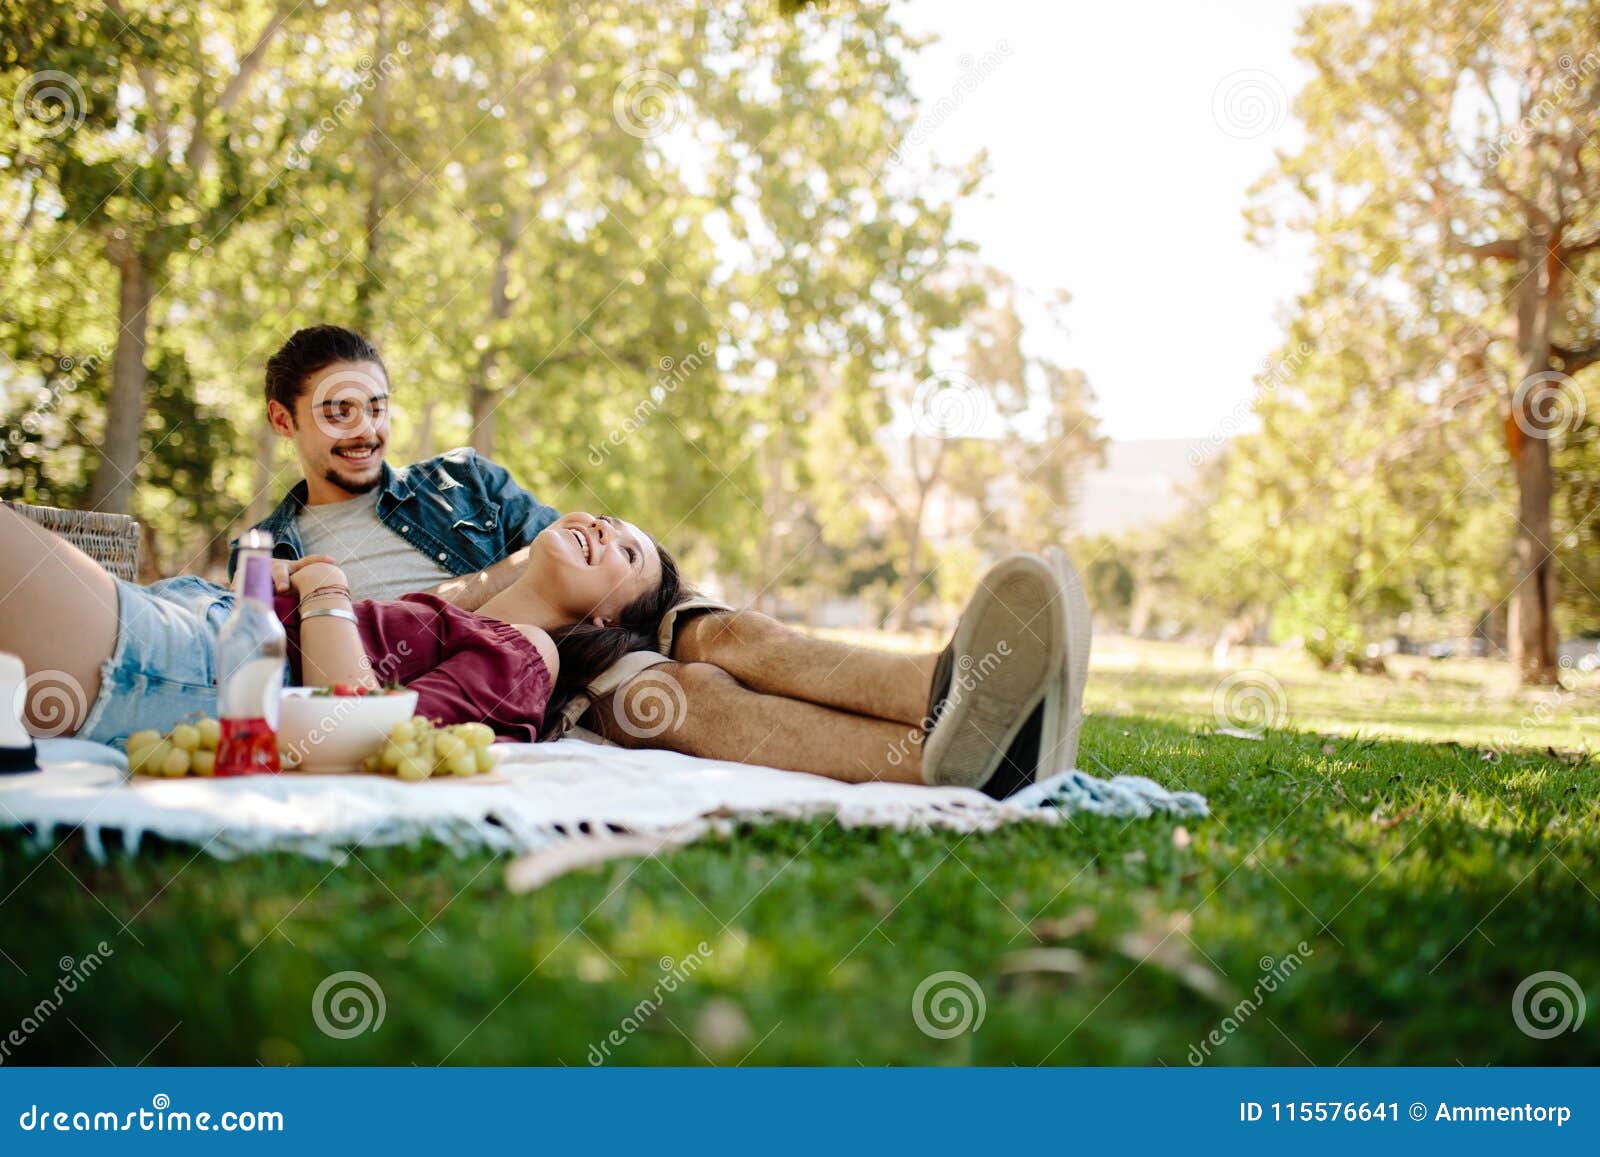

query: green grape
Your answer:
[457,723,495,750]
[137,740,172,777]
[195,717,221,750]
[161,747,191,777]
[474,747,497,774]
[168,723,199,751]
[126,729,163,756]
[444,749,476,777]
[379,743,404,772]
[191,749,216,777]
[396,753,432,781]
[390,718,417,745]
[434,732,465,760]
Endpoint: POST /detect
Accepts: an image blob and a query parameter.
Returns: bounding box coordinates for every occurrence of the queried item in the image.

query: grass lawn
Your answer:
[2,637,1598,1066]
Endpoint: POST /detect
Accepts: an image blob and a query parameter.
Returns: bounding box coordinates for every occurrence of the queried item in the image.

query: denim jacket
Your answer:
[229,448,559,580]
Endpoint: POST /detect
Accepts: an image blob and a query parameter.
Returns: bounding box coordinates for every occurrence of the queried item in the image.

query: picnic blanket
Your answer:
[0,738,1207,863]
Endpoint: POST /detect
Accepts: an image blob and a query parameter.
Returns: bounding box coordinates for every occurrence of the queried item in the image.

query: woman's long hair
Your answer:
[545,543,686,725]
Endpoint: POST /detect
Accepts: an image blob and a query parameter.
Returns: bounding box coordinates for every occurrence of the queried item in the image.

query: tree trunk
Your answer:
[414,397,436,461]
[245,416,278,524]
[1507,240,1561,685]
[1508,386,1560,684]
[893,490,930,632]
[352,4,391,333]
[89,244,152,514]
[468,220,521,458]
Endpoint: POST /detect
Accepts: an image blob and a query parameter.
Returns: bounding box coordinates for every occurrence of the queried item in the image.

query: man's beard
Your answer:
[323,465,383,496]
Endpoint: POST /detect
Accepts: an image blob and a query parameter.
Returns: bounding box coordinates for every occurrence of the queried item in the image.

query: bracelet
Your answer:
[299,606,359,625]
[301,584,352,603]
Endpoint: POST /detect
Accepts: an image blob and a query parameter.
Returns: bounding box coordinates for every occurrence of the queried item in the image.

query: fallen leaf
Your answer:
[694,997,753,1057]
[855,879,890,913]
[1172,825,1192,850]
[1030,907,1096,941]
[999,947,1086,976]
[505,831,696,893]
[1215,728,1265,741]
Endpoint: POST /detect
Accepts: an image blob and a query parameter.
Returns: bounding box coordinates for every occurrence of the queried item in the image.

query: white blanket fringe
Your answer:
[3,737,1207,863]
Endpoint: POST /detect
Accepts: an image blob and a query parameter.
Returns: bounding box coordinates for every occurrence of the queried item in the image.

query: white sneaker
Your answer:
[1039,545,1091,778]
[921,554,1065,790]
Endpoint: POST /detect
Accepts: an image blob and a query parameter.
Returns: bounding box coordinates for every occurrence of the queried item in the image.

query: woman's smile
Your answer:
[567,525,596,564]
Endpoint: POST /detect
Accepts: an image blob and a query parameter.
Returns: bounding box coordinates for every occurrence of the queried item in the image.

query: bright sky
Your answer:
[896,0,1313,441]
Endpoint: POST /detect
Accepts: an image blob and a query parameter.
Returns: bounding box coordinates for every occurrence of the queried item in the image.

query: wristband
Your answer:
[301,584,353,602]
[299,606,359,625]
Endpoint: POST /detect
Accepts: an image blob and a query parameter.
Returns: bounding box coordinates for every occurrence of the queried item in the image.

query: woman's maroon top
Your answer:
[273,591,551,742]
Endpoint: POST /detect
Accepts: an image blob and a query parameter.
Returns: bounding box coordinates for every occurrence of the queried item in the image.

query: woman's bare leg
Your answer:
[0,505,120,734]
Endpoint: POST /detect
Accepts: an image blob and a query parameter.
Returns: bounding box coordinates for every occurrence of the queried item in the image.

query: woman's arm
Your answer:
[288,561,379,690]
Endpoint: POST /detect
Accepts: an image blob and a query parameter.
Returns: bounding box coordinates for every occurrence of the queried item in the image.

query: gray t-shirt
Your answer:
[295,489,455,602]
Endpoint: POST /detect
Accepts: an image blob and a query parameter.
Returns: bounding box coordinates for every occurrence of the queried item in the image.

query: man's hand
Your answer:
[284,556,347,598]
[272,554,336,594]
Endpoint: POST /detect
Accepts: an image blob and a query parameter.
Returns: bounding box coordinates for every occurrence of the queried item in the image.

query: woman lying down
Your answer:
[3,501,1086,796]
[0,504,680,747]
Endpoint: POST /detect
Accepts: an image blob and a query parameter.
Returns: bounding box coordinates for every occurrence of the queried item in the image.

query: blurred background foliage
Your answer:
[0,0,1596,678]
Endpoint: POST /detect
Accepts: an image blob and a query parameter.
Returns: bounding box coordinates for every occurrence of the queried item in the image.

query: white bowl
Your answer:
[276,688,419,773]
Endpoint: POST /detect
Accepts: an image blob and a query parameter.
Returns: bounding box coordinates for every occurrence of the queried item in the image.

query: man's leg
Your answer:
[587,660,926,785]
[672,609,938,727]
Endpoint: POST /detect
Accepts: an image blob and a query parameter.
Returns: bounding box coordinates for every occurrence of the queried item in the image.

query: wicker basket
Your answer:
[5,501,142,581]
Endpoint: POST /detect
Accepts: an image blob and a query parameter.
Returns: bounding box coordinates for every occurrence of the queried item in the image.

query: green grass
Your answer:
[2,639,1598,1066]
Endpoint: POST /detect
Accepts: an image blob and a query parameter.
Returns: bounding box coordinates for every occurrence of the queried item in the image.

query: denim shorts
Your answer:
[76,576,236,747]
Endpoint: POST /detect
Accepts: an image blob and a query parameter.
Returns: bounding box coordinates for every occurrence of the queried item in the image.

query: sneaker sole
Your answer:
[1039,546,1091,778]
[922,553,1066,788]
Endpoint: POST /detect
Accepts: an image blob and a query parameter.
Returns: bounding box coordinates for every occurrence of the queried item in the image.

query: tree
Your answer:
[3,0,303,513]
[1252,0,1600,682]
